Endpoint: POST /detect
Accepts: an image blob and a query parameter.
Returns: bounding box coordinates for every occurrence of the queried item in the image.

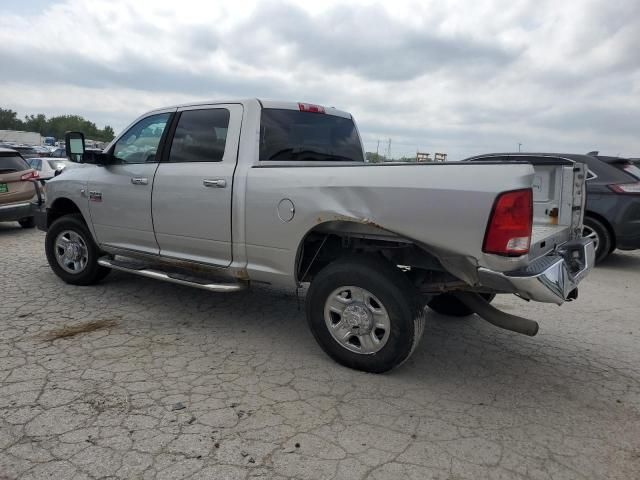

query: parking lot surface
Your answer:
[1,224,639,480]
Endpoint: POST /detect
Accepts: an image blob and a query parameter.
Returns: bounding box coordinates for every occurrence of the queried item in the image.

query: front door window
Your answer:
[112,113,171,164]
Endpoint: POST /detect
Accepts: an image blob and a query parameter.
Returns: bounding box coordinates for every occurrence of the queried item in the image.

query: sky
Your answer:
[1,0,639,159]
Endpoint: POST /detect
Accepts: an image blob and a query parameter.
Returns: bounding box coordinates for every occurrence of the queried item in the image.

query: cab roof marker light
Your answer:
[298,103,325,114]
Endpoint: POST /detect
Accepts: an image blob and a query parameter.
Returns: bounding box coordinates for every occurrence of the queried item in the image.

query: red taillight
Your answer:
[21,170,39,181]
[298,102,325,114]
[483,189,533,256]
[608,182,640,194]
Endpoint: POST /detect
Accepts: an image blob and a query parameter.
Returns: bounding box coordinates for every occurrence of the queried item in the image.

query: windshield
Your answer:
[259,109,364,162]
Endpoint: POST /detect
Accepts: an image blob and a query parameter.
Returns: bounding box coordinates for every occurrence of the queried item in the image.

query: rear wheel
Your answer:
[583,216,612,264]
[45,214,111,285]
[428,293,495,317]
[18,217,35,228]
[306,256,425,373]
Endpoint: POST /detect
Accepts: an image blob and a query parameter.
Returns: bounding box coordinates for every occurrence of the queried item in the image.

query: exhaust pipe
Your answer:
[454,292,539,336]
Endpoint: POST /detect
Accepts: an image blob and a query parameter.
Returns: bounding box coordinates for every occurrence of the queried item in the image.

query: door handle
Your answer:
[131,177,148,185]
[203,179,227,188]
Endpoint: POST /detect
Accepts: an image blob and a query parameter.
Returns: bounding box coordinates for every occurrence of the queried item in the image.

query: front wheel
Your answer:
[306,256,425,373]
[45,214,111,285]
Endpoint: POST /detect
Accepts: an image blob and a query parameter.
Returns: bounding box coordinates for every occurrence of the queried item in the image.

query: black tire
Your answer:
[18,217,35,228]
[428,293,495,317]
[306,256,425,373]
[45,214,111,285]
[583,216,612,264]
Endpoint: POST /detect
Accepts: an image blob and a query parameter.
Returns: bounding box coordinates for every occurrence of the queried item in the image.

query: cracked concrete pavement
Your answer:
[1,224,639,480]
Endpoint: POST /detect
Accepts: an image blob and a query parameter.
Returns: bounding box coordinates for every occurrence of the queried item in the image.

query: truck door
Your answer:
[87,111,173,254]
[151,104,243,266]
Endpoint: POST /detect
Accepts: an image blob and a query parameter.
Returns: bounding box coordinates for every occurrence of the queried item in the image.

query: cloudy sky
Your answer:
[1,0,638,159]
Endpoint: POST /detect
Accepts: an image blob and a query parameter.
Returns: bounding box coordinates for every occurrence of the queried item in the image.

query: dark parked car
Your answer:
[465,152,640,263]
[9,145,41,157]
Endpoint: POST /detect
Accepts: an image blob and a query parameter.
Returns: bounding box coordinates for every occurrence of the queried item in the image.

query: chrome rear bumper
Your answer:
[478,238,595,305]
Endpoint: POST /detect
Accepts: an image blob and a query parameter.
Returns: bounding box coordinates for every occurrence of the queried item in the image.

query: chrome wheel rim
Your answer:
[323,286,391,355]
[54,230,89,274]
[583,226,600,253]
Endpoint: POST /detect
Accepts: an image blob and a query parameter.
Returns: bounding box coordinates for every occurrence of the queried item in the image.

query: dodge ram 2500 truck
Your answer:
[35,99,595,372]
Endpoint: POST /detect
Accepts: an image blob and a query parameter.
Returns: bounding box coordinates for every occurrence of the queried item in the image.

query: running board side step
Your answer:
[97,257,246,293]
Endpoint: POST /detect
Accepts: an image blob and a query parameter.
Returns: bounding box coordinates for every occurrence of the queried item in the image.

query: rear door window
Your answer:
[260,109,364,162]
[0,155,30,174]
[167,109,230,163]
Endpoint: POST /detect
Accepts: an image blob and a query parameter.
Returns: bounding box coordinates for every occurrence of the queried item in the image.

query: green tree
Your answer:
[0,108,116,142]
[365,152,386,163]
[0,108,24,130]
[103,125,115,139]
[23,114,48,135]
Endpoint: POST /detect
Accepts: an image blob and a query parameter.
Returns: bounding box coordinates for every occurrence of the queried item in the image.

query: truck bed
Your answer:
[532,225,568,244]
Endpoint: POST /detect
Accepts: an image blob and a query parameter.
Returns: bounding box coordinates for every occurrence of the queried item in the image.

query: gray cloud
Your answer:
[0,0,638,159]
[531,105,640,138]
[0,49,282,99]
[224,3,520,81]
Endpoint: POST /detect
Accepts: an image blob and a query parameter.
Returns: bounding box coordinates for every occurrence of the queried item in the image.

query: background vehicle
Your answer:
[9,145,40,157]
[466,153,640,263]
[37,99,594,372]
[0,129,42,146]
[27,158,70,180]
[49,147,67,158]
[31,145,52,156]
[0,148,40,228]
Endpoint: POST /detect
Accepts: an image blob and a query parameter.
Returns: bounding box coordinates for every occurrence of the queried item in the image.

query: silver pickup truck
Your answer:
[36,99,594,372]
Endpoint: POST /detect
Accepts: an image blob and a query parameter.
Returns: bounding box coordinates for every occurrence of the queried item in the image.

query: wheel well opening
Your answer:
[295,222,444,284]
[48,198,82,228]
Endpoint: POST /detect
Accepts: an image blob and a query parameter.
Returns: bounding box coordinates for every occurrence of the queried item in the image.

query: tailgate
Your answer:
[528,159,586,259]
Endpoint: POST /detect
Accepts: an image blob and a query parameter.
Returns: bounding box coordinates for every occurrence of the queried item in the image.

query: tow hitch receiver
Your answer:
[454,292,539,336]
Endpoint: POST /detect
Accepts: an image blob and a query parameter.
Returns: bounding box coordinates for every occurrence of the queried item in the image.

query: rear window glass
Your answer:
[259,109,364,162]
[621,162,640,180]
[0,155,29,173]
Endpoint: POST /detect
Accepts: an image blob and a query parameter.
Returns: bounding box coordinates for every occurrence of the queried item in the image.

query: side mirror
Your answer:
[64,131,112,165]
[65,131,85,163]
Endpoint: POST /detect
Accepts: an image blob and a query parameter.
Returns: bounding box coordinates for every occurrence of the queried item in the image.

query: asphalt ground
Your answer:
[1,223,639,479]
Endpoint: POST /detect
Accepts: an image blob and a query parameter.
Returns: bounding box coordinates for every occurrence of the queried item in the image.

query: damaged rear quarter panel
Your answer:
[243,163,534,286]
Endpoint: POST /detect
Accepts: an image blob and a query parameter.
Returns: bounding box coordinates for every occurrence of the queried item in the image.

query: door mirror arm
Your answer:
[82,151,114,165]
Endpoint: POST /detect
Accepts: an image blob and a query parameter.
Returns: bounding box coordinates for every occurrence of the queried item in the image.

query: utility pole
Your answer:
[518,142,522,152]
[387,138,392,160]
[376,140,380,157]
